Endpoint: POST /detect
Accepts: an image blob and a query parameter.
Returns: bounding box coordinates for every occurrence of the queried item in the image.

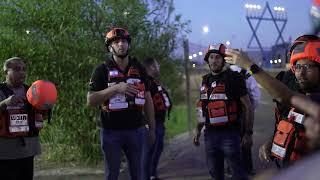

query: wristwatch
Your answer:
[249,64,261,74]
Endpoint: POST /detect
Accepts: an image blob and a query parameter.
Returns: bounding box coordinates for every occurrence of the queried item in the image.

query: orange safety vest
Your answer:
[200,80,238,126]
[0,83,45,138]
[271,108,308,163]
[102,61,146,112]
[151,79,171,112]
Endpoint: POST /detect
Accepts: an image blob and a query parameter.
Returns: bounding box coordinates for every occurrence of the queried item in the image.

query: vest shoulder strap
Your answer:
[240,68,251,79]
[202,74,210,86]
[0,83,14,98]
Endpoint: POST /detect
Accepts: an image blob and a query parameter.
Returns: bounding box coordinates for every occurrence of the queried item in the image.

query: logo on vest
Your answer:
[10,114,28,126]
[211,81,216,88]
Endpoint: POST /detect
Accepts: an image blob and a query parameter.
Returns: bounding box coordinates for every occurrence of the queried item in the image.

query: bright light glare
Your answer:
[202,26,209,34]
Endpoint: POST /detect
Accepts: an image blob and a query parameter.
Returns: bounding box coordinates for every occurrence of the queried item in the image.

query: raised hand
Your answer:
[225,49,254,69]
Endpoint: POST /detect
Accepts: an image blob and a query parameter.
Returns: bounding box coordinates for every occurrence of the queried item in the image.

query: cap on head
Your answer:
[204,43,226,62]
[3,57,25,72]
[105,28,131,48]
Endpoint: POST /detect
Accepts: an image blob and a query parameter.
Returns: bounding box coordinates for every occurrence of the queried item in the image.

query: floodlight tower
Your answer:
[245,2,287,67]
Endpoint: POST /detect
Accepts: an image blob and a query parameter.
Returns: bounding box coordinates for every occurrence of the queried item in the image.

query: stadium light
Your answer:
[245,3,262,10]
[274,6,285,12]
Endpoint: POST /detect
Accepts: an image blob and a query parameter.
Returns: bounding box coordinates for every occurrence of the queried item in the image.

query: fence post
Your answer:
[183,38,192,136]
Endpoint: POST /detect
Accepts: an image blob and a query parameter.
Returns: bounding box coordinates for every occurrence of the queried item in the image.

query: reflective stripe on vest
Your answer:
[9,126,29,133]
[209,93,228,100]
[271,143,287,158]
[209,116,228,124]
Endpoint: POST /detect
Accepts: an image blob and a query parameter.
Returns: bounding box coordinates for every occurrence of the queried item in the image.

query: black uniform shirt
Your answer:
[89,56,150,129]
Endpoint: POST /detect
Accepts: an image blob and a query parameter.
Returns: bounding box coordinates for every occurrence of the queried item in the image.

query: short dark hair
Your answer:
[3,57,26,72]
[142,57,156,67]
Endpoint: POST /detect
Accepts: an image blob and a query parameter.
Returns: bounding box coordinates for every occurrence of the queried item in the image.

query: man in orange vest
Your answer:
[0,57,48,180]
[193,43,253,180]
[87,27,155,180]
[226,35,320,167]
[142,57,172,180]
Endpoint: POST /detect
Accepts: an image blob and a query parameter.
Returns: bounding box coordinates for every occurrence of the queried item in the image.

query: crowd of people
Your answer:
[2,25,320,180]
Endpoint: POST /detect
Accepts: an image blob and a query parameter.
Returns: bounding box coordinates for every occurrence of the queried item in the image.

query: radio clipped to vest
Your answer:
[271,108,307,162]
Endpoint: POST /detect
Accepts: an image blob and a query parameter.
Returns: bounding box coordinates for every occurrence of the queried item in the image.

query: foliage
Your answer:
[165,105,196,139]
[0,0,189,165]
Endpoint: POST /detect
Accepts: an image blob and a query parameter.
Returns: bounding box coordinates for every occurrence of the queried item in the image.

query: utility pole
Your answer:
[183,38,192,136]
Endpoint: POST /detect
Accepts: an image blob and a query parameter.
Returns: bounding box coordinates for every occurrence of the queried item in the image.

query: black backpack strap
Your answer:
[200,74,210,118]
[202,74,210,87]
[163,88,172,121]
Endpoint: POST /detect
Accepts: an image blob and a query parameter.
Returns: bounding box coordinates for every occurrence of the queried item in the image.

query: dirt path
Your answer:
[149,88,277,180]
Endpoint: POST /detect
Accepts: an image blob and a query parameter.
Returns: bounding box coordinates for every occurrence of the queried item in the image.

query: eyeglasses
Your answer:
[293,64,319,72]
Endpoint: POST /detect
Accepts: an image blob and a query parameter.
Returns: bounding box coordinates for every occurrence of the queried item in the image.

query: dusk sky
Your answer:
[173,0,313,50]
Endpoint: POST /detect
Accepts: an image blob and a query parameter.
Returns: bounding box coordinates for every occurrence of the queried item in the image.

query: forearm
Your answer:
[251,69,297,104]
[0,99,7,114]
[144,92,155,130]
[87,85,119,107]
